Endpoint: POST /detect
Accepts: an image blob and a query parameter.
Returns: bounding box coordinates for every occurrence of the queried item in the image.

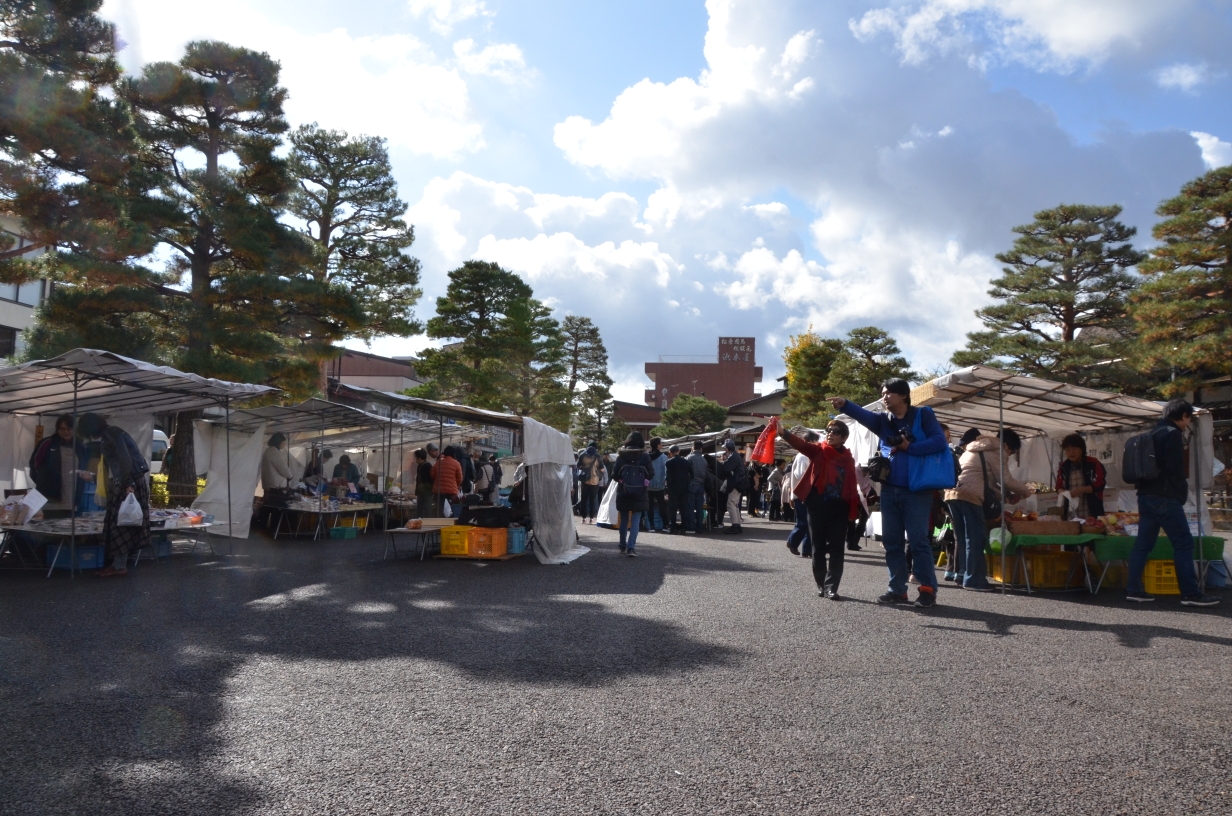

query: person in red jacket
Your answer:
[1054,433,1106,519]
[780,419,866,600]
[431,446,463,517]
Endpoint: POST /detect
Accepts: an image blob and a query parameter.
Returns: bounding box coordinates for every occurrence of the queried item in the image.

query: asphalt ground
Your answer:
[2,517,1231,816]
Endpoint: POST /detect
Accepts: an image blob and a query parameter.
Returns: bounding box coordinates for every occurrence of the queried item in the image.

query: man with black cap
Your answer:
[829,379,950,608]
[717,438,746,534]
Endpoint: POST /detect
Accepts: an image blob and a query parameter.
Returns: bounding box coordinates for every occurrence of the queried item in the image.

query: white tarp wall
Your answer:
[192,420,266,538]
[0,414,42,491]
[0,413,153,493]
[522,416,587,564]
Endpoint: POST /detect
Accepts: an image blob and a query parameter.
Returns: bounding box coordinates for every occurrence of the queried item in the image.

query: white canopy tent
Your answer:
[0,349,276,571]
[199,399,481,538]
[837,366,1219,591]
[200,396,584,562]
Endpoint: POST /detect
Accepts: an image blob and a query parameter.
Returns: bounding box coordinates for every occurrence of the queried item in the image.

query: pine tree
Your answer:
[653,394,727,437]
[0,1,151,294]
[30,41,364,503]
[560,314,612,403]
[495,296,569,429]
[827,327,916,407]
[781,328,842,427]
[573,384,625,450]
[287,123,422,340]
[1131,167,1232,396]
[426,260,532,369]
[951,204,1146,391]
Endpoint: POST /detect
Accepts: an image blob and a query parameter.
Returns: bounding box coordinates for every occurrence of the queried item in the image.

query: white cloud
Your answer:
[554,0,817,182]
[453,38,530,83]
[714,208,998,365]
[1156,62,1211,92]
[1191,132,1232,169]
[851,0,1185,72]
[102,0,486,158]
[474,233,682,289]
[408,0,492,35]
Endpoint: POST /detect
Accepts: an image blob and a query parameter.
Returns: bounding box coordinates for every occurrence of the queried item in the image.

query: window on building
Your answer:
[16,280,41,306]
[0,326,17,359]
[0,283,16,302]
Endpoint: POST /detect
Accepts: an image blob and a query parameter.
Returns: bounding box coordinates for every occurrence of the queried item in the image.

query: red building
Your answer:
[644,337,763,409]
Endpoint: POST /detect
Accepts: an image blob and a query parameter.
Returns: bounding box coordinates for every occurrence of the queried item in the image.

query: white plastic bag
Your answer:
[117,492,144,527]
[441,498,451,518]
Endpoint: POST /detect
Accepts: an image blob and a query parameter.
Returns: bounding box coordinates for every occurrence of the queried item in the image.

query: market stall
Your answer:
[842,366,1224,594]
[0,349,275,574]
[339,393,584,564]
[200,399,479,540]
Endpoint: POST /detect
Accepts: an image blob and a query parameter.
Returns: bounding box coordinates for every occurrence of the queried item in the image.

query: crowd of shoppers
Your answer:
[566,389,1218,612]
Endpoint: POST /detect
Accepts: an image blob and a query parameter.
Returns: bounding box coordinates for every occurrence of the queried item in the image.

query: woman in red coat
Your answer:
[780,420,864,599]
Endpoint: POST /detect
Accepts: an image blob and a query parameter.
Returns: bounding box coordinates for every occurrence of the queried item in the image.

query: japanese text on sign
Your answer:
[719,337,754,360]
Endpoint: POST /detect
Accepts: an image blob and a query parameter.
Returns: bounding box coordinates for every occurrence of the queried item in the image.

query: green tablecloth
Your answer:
[1093,535,1224,562]
[988,530,1225,560]
[988,532,1102,556]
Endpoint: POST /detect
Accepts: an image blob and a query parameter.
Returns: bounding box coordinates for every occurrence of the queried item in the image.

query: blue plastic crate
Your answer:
[507,526,527,555]
[45,543,106,570]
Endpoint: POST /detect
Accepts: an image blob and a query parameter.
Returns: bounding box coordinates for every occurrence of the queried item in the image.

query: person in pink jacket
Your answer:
[943,430,1035,591]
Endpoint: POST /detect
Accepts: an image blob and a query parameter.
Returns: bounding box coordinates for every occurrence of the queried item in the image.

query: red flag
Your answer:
[750,416,779,465]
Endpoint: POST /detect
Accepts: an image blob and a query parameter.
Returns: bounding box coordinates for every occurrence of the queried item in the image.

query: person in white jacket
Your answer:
[261,433,294,490]
[784,430,818,556]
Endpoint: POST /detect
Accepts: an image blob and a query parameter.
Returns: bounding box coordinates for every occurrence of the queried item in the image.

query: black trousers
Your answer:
[648,490,668,530]
[805,493,850,592]
[666,491,686,530]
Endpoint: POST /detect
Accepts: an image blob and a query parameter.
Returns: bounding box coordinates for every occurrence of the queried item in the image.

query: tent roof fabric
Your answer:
[330,382,526,429]
[206,398,479,449]
[0,348,275,416]
[910,366,1165,436]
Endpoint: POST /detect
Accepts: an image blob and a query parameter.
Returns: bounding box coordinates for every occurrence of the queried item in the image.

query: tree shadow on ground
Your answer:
[0,532,758,815]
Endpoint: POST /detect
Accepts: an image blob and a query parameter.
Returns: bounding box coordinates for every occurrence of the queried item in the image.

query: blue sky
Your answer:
[103,0,1232,401]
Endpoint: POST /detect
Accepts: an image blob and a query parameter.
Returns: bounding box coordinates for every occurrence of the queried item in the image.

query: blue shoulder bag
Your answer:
[905,407,957,492]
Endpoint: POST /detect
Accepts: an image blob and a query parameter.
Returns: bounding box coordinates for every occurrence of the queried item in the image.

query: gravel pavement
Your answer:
[2,518,1231,815]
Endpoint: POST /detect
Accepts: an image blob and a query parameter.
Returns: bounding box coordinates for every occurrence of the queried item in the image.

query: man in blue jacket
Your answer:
[1126,400,1218,607]
[829,379,948,608]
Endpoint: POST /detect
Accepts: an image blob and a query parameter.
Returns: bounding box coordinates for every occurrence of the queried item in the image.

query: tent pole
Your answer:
[1194,416,1205,592]
[225,397,233,556]
[438,415,444,517]
[67,371,79,579]
[998,382,1006,596]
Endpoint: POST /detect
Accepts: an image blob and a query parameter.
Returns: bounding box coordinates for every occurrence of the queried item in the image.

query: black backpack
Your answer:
[1122,429,1161,484]
[619,461,648,497]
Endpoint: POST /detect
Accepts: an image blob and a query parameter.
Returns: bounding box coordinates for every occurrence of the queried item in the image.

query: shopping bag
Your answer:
[904,408,956,492]
[750,416,779,465]
[117,492,144,526]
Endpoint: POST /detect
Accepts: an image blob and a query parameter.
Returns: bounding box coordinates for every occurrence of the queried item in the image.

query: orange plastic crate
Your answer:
[1142,560,1180,595]
[467,527,507,557]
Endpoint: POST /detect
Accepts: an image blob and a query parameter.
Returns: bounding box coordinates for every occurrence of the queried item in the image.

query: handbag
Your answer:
[865,454,892,483]
[904,407,958,492]
[117,492,144,526]
[977,452,1002,522]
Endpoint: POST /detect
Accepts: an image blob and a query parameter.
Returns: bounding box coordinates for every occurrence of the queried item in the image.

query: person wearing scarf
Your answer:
[780,420,867,600]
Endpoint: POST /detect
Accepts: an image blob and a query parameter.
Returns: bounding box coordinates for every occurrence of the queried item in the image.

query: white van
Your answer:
[151,429,169,474]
